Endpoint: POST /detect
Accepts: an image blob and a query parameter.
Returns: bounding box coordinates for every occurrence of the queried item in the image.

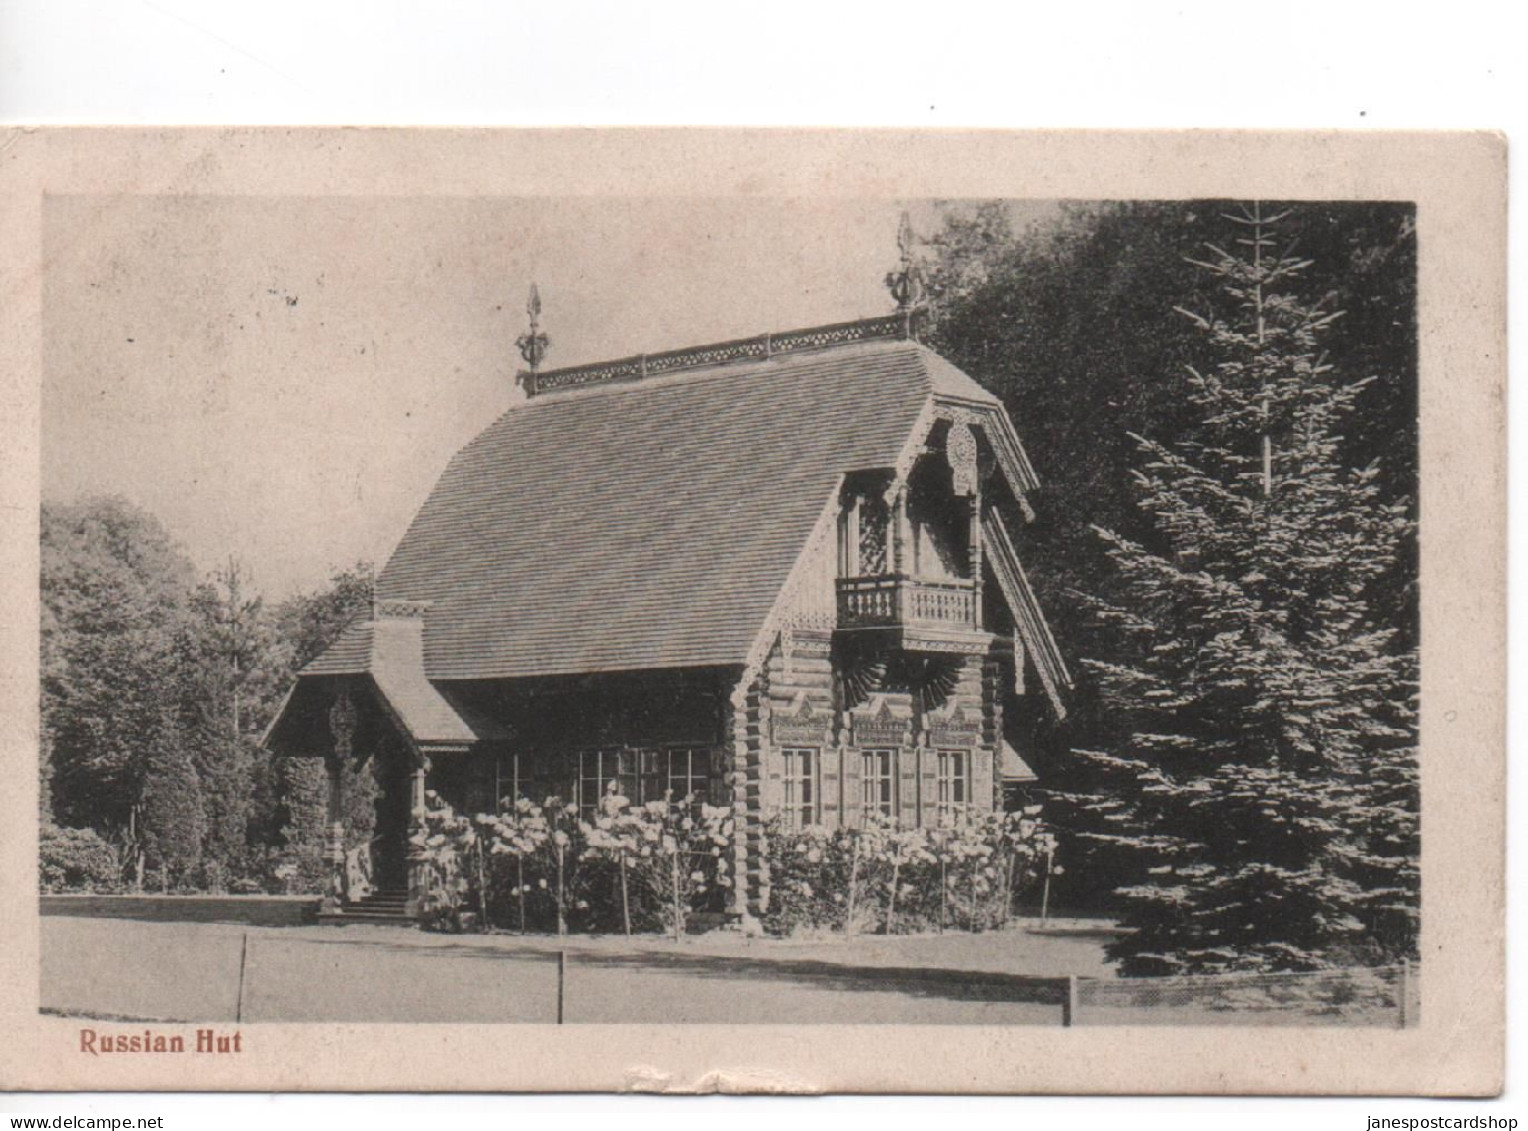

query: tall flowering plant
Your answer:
[763,803,1054,937]
[412,793,479,932]
[602,794,733,941]
[480,796,552,933]
[579,789,645,936]
[417,787,735,938]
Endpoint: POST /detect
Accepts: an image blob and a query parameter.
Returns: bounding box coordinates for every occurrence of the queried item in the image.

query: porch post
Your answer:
[404,759,430,918]
[969,493,984,628]
[322,761,345,912]
[324,690,357,912]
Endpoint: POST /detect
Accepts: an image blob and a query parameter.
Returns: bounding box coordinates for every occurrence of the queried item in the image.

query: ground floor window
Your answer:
[659,746,714,804]
[780,747,818,829]
[494,751,519,811]
[581,747,719,816]
[577,748,638,818]
[509,747,719,816]
[861,748,896,820]
[935,748,969,825]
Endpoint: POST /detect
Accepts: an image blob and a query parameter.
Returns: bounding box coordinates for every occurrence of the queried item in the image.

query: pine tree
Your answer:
[1064,203,1418,974]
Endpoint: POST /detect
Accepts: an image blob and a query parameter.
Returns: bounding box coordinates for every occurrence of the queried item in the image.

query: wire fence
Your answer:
[1063,962,1418,1027]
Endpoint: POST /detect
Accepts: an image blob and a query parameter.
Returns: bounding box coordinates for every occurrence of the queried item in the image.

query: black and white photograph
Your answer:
[33,189,1422,1024]
[0,128,1504,1096]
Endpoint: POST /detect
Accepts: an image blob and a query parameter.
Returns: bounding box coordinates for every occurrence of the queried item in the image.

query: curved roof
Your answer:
[377,338,993,680]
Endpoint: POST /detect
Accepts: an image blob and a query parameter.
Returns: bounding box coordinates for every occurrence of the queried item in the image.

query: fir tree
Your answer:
[1064,203,1418,974]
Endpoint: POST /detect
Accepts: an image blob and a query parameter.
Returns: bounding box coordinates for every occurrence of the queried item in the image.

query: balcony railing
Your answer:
[836,575,977,630]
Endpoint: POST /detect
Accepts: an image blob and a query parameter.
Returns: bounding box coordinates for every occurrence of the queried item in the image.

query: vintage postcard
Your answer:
[0,128,1504,1093]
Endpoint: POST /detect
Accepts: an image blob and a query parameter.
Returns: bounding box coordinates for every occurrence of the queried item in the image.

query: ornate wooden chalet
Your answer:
[264,256,1070,927]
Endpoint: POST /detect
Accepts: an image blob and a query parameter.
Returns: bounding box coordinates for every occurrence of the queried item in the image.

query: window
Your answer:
[494,751,520,811]
[664,746,713,804]
[781,747,817,829]
[577,748,637,818]
[571,747,717,815]
[861,748,896,820]
[936,749,969,825]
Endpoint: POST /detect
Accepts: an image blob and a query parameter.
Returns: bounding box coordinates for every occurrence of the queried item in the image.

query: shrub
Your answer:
[762,806,1054,938]
[39,824,121,893]
[415,791,733,937]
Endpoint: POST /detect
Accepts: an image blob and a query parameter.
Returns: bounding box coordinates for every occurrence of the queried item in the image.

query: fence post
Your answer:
[1061,974,1079,1027]
[556,949,566,1025]
[235,932,249,1024]
[1397,960,1410,1030]
[1040,845,1055,927]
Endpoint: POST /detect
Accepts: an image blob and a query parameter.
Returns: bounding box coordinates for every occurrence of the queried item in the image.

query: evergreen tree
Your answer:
[1061,203,1418,974]
[140,740,206,891]
[177,559,276,889]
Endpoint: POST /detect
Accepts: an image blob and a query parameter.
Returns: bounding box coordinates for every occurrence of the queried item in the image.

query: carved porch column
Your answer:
[404,758,430,917]
[970,494,984,628]
[948,419,982,628]
[324,690,357,912]
[892,486,911,623]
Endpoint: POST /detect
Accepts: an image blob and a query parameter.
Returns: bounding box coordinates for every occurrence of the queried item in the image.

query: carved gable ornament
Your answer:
[928,703,982,749]
[946,419,979,497]
[852,697,908,748]
[329,688,357,762]
[772,693,832,746]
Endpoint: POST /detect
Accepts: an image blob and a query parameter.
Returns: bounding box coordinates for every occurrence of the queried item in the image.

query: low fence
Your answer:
[40,893,316,928]
[41,898,1417,1027]
[1061,962,1418,1027]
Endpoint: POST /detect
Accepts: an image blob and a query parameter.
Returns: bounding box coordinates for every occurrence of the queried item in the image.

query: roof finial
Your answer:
[884,211,925,337]
[516,283,550,391]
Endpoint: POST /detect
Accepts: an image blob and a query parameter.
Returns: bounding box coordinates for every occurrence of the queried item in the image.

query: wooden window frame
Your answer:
[663,745,715,805]
[860,747,898,822]
[576,747,640,818]
[935,748,970,826]
[493,750,520,812]
[780,746,820,829]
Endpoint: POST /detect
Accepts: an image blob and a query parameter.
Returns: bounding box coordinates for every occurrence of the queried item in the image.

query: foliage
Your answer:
[275,755,330,893]
[176,560,277,891]
[139,742,206,892]
[40,497,194,850]
[1052,204,1419,974]
[39,501,380,896]
[924,201,1419,814]
[582,792,733,940]
[272,563,375,674]
[39,823,121,893]
[414,791,734,937]
[762,807,1053,938]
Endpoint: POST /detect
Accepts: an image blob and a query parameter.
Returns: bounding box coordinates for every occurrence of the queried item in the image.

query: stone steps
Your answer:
[316,888,415,927]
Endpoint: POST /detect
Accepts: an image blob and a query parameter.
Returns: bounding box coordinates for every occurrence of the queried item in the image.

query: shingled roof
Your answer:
[279,614,493,747]
[374,332,1011,682]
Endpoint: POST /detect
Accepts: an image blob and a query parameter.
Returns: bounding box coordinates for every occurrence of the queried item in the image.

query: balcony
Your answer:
[835,575,989,654]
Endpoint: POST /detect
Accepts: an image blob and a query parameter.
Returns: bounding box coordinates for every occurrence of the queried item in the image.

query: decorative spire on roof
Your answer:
[515,283,550,390]
[884,211,926,339]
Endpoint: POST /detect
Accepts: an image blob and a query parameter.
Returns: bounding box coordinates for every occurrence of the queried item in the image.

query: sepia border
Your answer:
[0,128,1505,1095]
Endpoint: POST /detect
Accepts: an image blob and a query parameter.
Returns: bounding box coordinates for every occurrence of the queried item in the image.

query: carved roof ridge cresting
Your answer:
[527,313,921,398]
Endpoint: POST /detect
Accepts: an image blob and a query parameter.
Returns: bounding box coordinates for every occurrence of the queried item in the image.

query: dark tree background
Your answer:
[40,492,374,893]
[926,201,1418,935]
[39,201,1419,975]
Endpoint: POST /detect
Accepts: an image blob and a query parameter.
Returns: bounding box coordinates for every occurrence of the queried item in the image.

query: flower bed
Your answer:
[762,808,1053,937]
[414,793,1055,938]
[413,792,731,938]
